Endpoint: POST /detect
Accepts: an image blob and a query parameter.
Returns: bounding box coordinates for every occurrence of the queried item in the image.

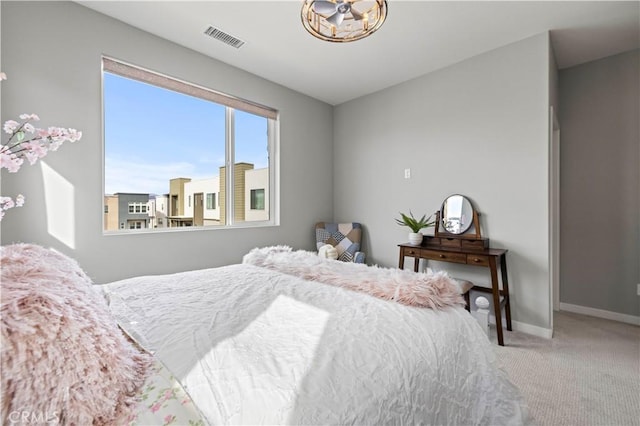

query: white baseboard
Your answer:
[512,320,553,338]
[559,302,640,326]
[487,316,553,339]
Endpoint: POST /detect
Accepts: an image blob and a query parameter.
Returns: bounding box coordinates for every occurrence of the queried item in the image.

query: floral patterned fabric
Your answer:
[130,360,206,426]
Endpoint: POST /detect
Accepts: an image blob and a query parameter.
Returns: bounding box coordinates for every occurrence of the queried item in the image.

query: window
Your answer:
[127,202,147,215]
[128,220,143,229]
[250,189,265,210]
[103,57,278,233]
[206,193,216,210]
[104,205,108,213]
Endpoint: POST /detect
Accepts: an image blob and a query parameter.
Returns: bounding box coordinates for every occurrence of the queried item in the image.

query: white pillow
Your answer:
[318,244,338,260]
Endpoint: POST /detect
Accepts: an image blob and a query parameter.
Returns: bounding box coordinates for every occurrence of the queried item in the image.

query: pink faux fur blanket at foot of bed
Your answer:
[0,244,152,425]
[243,246,465,310]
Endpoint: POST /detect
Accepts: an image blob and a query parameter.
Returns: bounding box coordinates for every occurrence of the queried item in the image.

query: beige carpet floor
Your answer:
[495,311,640,426]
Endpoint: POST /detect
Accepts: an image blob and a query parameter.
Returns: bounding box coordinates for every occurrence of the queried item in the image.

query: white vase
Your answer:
[408,232,423,245]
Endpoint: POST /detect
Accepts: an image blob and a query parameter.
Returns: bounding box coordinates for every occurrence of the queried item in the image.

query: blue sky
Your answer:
[104,72,268,195]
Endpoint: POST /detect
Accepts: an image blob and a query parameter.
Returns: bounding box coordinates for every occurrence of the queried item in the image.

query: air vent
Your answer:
[204,26,245,49]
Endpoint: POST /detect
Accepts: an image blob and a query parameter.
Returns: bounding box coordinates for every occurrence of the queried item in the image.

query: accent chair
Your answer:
[315,222,365,263]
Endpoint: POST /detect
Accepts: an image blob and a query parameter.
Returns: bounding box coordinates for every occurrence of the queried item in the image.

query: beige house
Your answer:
[161,163,269,228]
[244,167,269,222]
[168,178,193,227]
[103,195,119,231]
[184,177,221,226]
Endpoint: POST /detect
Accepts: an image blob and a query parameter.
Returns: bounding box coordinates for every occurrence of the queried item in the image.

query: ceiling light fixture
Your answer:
[301,0,388,43]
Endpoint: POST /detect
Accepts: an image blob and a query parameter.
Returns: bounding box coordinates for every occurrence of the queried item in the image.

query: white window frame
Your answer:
[101,56,280,234]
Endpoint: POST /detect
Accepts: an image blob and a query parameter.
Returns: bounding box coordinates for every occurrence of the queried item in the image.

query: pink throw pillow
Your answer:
[1,244,151,425]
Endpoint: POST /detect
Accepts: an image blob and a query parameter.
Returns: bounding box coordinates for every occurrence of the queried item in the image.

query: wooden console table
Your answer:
[398,241,512,346]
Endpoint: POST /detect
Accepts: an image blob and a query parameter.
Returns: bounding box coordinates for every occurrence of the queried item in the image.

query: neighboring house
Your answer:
[218,162,258,225]
[183,177,220,226]
[103,195,119,231]
[104,193,151,230]
[166,163,269,227]
[152,194,169,229]
[121,193,151,230]
[245,167,269,222]
[168,178,193,227]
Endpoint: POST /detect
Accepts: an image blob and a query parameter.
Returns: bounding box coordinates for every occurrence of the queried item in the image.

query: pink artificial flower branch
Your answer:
[1,116,81,162]
[0,72,82,221]
[0,194,25,221]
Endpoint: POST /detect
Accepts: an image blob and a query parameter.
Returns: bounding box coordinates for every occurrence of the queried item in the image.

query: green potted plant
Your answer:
[395,211,435,245]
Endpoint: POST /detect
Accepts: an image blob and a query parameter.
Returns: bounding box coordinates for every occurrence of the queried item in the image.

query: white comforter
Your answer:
[103,263,529,425]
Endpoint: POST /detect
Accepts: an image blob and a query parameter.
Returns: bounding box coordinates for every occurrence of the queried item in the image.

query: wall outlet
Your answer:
[404,168,411,179]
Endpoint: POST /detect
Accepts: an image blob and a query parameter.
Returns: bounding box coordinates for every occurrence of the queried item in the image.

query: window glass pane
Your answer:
[206,193,216,210]
[103,59,277,233]
[235,110,269,222]
[251,189,265,210]
[104,71,226,230]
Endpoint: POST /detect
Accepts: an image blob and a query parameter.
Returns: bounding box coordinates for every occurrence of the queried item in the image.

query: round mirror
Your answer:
[441,194,474,234]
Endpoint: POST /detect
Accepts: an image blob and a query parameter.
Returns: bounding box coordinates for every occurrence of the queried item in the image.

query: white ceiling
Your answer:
[78,1,640,105]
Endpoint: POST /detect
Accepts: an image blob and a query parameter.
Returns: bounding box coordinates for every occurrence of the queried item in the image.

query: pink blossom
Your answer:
[163,414,175,425]
[0,195,25,212]
[150,402,162,413]
[2,198,14,209]
[163,389,173,400]
[3,120,19,134]
[24,151,38,165]
[0,72,6,81]
[0,152,24,172]
[0,194,25,220]
[23,123,35,133]
[19,113,40,121]
[67,129,82,142]
[49,140,63,151]
[23,141,49,164]
[47,127,63,138]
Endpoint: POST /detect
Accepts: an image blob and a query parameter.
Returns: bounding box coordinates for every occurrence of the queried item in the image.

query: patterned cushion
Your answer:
[315,222,363,263]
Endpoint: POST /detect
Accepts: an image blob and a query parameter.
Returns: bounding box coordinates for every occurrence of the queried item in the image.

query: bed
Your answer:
[1,244,529,425]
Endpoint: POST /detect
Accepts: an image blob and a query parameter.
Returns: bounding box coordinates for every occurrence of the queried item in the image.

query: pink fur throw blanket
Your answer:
[243,246,465,310]
[1,244,151,425]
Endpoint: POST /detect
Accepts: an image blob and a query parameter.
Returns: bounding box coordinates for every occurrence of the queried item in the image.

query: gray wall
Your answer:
[333,33,552,330]
[0,1,334,283]
[559,49,640,317]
